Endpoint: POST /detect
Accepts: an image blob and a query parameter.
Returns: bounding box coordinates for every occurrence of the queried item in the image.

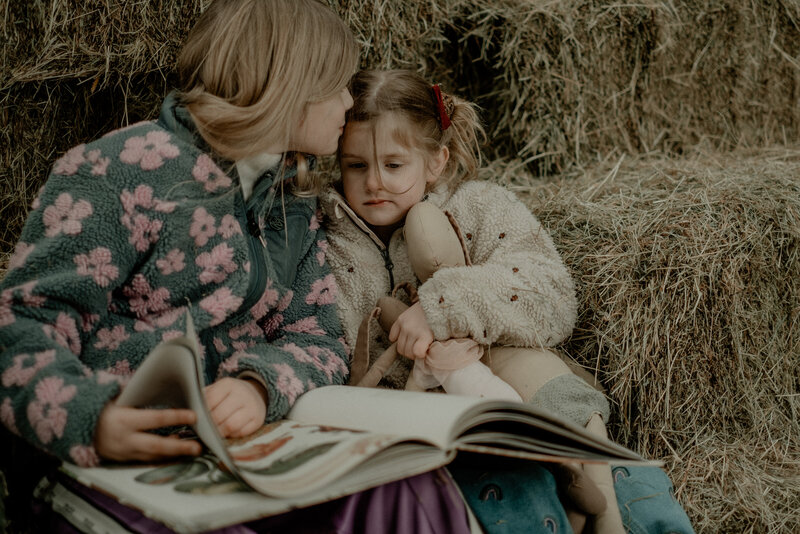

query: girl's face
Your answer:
[289,88,354,155]
[340,115,448,238]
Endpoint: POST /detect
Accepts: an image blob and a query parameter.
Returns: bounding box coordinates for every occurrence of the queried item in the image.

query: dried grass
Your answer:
[484,148,800,533]
[2,1,800,532]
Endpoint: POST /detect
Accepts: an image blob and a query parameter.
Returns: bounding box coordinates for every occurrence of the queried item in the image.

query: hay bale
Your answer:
[486,149,800,533]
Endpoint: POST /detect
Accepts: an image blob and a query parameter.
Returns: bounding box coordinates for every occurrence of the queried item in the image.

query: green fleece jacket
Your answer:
[0,93,348,466]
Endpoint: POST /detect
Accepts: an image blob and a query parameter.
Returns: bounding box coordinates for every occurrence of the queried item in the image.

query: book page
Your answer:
[286,385,490,449]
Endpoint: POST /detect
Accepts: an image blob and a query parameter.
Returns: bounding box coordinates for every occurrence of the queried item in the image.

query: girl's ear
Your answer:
[426,146,450,185]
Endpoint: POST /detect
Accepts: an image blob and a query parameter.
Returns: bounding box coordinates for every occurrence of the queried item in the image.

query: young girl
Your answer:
[321,69,695,534]
[0,3,471,533]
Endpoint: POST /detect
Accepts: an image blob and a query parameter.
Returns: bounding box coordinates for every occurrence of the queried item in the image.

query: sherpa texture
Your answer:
[0,94,348,466]
[320,179,577,389]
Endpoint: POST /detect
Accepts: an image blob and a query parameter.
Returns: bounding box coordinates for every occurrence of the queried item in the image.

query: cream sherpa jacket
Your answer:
[320,180,578,389]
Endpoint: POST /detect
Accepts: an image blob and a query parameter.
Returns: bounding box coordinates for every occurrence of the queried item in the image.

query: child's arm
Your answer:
[0,164,141,466]
[417,182,578,348]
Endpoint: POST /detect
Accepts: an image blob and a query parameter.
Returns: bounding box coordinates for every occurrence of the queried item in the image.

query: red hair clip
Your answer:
[431,84,451,131]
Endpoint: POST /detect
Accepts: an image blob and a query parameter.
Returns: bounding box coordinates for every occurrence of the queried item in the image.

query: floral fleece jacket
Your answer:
[0,93,348,466]
[319,179,578,390]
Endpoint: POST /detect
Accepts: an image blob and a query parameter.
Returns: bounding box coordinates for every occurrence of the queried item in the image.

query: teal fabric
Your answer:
[448,456,573,534]
[612,465,695,534]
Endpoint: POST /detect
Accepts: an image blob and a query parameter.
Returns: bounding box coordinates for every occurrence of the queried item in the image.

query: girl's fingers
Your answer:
[129,433,203,461]
[125,407,197,431]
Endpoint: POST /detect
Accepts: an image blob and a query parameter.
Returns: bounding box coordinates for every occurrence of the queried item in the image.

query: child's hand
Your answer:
[389,302,434,359]
[95,404,202,462]
[204,377,267,438]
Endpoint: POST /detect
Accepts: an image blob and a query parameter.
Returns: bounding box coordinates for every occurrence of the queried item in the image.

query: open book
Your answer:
[57,316,653,533]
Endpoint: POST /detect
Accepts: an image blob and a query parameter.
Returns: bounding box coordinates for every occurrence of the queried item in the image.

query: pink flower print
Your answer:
[249,279,279,321]
[271,363,304,404]
[119,130,180,170]
[150,307,185,329]
[161,330,183,342]
[196,243,237,284]
[2,350,56,387]
[43,313,81,355]
[80,312,100,332]
[53,145,87,175]
[213,337,228,354]
[200,287,243,326]
[107,360,132,377]
[231,340,254,352]
[123,274,171,318]
[228,320,261,340]
[285,317,325,336]
[218,351,256,375]
[127,213,164,252]
[309,210,321,231]
[74,247,119,287]
[0,398,18,435]
[190,207,217,247]
[70,445,100,467]
[193,154,232,192]
[305,274,337,306]
[93,325,129,350]
[17,281,46,307]
[316,240,328,266]
[120,184,175,214]
[86,149,110,176]
[218,214,242,239]
[8,242,34,270]
[156,249,186,275]
[0,291,13,327]
[308,346,348,381]
[43,193,93,237]
[27,376,77,444]
[338,337,351,357]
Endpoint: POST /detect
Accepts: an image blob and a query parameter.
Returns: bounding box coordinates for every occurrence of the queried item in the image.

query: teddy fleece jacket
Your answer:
[320,180,578,390]
[0,93,348,465]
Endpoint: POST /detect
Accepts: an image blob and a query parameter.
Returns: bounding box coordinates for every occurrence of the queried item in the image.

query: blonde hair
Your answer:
[345,70,486,190]
[177,0,359,193]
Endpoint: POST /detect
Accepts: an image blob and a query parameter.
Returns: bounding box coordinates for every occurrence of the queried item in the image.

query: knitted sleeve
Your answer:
[229,212,350,422]
[0,143,141,465]
[417,181,578,348]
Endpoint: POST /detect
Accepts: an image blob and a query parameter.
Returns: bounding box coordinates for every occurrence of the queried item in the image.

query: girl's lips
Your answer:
[364,199,388,206]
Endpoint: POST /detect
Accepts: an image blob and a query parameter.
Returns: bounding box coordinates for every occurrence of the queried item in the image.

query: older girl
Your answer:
[1,3,471,533]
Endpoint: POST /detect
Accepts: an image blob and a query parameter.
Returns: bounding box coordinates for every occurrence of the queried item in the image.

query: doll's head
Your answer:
[338,70,485,239]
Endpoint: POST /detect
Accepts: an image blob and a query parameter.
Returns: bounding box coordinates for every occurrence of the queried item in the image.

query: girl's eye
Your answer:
[347,162,366,170]
[385,162,402,169]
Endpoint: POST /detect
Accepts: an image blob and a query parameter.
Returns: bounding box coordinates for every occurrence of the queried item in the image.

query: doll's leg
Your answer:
[485,347,624,534]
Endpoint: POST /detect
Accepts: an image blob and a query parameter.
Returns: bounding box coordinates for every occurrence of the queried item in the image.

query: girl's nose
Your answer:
[364,168,381,192]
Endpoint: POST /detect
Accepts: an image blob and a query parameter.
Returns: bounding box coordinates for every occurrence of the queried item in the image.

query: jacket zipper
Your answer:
[333,196,397,294]
[379,248,395,292]
[237,192,268,314]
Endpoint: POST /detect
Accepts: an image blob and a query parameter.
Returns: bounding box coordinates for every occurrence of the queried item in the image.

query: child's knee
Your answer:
[528,373,611,427]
